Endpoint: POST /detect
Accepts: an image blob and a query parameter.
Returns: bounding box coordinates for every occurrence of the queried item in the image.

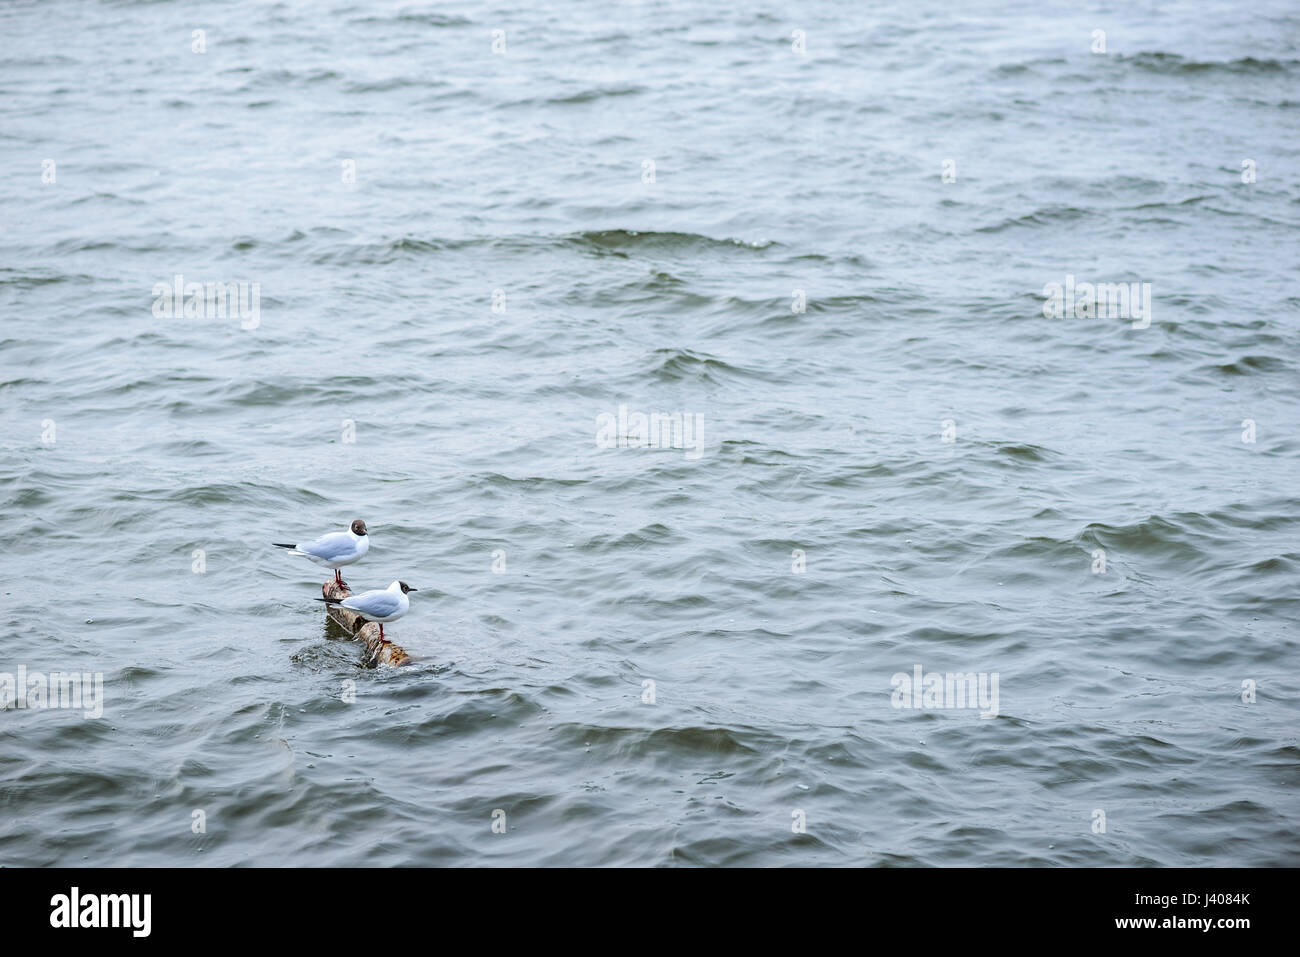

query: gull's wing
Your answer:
[341,590,402,618]
[298,531,358,561]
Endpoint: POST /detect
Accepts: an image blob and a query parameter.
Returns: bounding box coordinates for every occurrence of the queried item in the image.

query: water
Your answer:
[1,0,1297,867]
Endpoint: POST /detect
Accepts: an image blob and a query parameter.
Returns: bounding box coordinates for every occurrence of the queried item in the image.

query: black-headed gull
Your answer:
[273,519,369,585]
[316,580,416,642]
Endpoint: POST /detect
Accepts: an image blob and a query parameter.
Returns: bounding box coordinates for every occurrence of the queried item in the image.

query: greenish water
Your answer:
[0,0,1297,866]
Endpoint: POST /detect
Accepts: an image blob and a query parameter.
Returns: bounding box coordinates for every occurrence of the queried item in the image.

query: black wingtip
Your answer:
[272,542,296,549]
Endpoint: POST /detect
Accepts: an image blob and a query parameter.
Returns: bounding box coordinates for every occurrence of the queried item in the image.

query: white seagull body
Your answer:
[274,519,369,584]
[317,580,417,641]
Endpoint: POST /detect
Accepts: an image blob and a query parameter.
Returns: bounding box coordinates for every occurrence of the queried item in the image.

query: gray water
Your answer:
[1,0,1298,867]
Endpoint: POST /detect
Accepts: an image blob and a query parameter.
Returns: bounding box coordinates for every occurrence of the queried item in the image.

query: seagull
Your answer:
[273,519,369,586]
[316,580,416,642]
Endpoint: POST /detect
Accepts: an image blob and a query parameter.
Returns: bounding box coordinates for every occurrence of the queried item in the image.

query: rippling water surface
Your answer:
[1,0,1298,866]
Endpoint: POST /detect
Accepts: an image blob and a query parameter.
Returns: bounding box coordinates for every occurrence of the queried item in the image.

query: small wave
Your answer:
[977,205,1093,233]
[544,85,646,105]
[992,442,1059,464]
[349,12,473,27]
[1075,505,1295,570]
[992,57,1068,76]
[566,229,777,255]
[233,69,342,92]
[645,347,763,384]
[551,721,770,759]
[1122,52,1298,75]
[1198,355,1288,376]
[344,77,445,94]
[67,192,147,207]
[0,269,97,289]
[311,230,776,265]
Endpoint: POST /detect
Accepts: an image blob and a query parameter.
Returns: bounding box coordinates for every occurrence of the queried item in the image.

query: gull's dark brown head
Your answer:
[351,519,368,536]
[399,581,417,594]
